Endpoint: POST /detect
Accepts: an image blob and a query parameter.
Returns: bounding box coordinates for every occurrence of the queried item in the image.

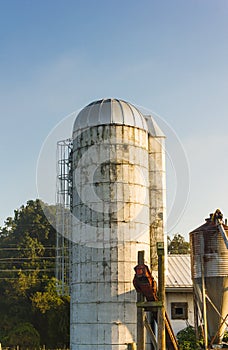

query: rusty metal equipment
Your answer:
[133,263,158,302]
[212,209,228,249]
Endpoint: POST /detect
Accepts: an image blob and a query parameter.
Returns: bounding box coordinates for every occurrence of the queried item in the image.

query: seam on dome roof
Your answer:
[127,102,136,128]
[110,98,114,124]
[98,98,104,125]
[85,101,94,128]
[118,100,124,125]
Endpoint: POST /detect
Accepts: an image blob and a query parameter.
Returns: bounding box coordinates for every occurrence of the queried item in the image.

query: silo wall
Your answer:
[148,135,166,272]
[71,124,151,350]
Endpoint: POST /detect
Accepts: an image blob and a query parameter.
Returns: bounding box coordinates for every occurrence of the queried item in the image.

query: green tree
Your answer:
[168,233,190,254]
[0,199,70,348]
[31,280,70,348]
[31,277,65,313]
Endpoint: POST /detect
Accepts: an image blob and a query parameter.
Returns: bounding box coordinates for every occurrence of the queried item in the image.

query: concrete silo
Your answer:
[144,115,166,272]
[190,212,228,347]
[70,98,166,349]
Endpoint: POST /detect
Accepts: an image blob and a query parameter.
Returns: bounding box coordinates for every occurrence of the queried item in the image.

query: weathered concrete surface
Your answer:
[71,125,151,349]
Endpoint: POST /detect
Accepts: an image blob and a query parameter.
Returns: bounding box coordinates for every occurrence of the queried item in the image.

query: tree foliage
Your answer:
[7,322,40,350]
[0,199,70,348]
[223,331,228,342]
[168,233,190,254]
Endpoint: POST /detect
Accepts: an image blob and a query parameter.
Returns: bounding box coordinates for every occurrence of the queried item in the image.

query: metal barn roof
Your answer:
[166,255,192,291]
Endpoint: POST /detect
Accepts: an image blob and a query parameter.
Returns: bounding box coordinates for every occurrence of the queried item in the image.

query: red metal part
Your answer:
[133,264,158,301]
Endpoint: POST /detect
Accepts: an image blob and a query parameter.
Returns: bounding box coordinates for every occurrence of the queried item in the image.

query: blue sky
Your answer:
[0,0,228,238]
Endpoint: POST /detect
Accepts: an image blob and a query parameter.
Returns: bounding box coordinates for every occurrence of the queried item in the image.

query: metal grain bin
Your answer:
[190,214,228,345]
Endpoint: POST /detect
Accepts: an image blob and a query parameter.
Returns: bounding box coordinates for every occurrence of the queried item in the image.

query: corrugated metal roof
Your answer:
[166,255,192,289]
[189,217,228,234]
[73,98,148,132]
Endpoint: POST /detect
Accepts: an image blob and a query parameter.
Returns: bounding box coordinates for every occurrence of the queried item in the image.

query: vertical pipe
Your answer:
[157,242,165,350]
[137,251,145,350]
[201,256,208,350]
[193,282,199,341]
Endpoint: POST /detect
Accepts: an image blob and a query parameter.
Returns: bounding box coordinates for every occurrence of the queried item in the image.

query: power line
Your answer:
[0,257,56,261]
[0,277,54,280]
[0,269,55,272]
[0,246,56,251]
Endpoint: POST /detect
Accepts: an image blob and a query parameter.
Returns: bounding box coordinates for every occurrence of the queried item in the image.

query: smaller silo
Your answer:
[190,213,228,345]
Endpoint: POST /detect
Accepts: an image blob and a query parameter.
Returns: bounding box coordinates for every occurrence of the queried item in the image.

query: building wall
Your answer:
[166,291,194,335]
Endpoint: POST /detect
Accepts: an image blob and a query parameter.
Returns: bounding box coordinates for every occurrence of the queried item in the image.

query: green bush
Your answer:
[177,325,203,350]
[6,322,40,350]
[223,330,228,344]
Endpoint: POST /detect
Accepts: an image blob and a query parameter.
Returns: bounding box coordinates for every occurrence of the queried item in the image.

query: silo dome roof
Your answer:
[73,98,148,132]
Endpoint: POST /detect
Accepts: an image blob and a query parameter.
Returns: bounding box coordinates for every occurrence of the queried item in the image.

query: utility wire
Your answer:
[0,257,56,261]
[0,268,55,272]
[0,247,56,251]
